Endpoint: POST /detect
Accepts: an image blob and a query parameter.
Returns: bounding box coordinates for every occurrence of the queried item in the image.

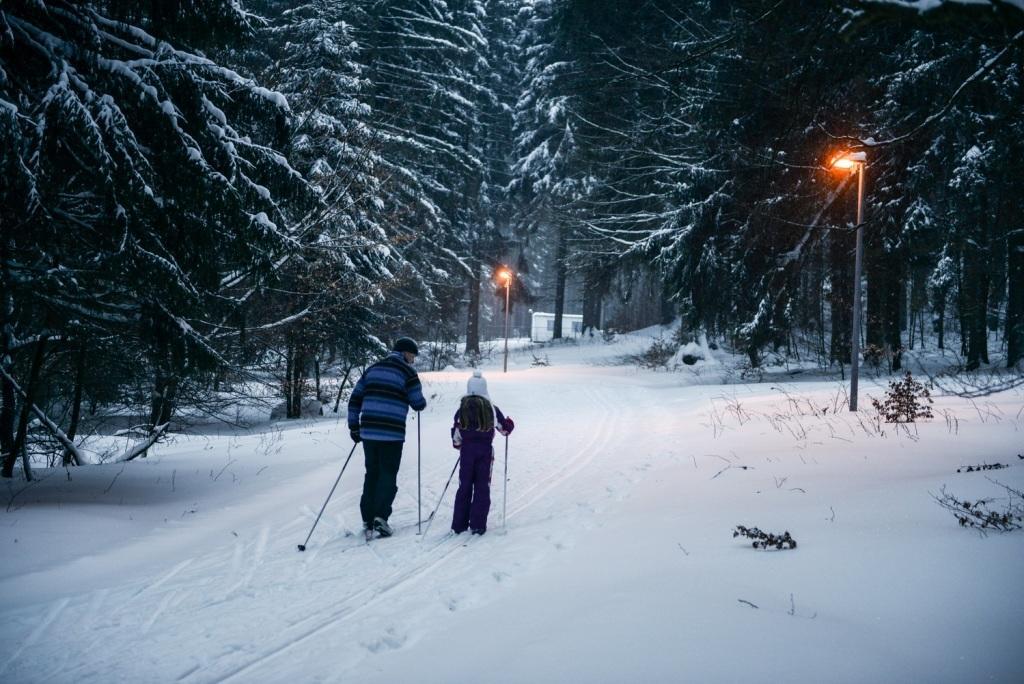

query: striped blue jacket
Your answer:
[348,352,427,441]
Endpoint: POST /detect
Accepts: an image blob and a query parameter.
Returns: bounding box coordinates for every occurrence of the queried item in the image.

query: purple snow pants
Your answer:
[451,444,494,534]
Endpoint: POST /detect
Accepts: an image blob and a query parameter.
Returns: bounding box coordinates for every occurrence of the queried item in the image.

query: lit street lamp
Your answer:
[830,150,867,412]
[497,268,513,373]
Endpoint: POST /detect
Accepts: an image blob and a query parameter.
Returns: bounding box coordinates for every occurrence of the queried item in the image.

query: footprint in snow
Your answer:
[364,627,407,653]
[543,533,566,551]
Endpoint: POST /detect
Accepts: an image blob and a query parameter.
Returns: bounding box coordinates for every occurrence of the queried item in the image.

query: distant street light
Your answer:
[830,150,867,412]
[497,268,513,373]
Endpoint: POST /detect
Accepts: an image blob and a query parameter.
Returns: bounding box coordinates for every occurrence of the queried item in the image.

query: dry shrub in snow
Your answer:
[955,463,1009,473]
[635,338,677,369]
[733,525,797,550]
[932,481,1024,533]
[871,371,933,423]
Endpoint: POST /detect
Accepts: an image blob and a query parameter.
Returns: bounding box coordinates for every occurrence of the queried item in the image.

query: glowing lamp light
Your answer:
[830,151,867,171]
[497,268,512,282]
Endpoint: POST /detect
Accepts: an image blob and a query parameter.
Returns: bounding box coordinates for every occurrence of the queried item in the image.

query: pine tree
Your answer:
[0,0,306,472]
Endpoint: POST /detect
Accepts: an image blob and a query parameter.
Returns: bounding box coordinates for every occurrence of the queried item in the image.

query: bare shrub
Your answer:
[932,480,1024,533]
[870,371,933,423]
[733,525,797,550]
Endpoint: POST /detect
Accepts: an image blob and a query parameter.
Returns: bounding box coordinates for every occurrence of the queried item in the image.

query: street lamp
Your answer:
[830,150,867,412]
[497,268,513,373]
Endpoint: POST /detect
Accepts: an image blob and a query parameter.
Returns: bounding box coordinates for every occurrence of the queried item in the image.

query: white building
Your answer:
[530,312,583,342]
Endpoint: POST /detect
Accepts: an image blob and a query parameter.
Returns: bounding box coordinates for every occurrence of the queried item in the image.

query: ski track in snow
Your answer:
[0,371,645,684]
[1,597,68,673]
[132,558,194,598]
[199,383,632,683]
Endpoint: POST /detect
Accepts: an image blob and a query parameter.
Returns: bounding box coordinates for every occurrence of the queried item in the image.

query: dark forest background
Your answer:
[2,0,1022,476]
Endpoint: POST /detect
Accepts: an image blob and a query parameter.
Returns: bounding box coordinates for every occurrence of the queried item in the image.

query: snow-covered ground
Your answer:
[2,330,1022,683]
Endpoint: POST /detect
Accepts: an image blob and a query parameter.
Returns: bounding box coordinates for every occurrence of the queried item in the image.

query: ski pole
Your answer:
[297,442,358,552]
[417,412,422,534]
[503,435,509,529]
[422,453,460,537]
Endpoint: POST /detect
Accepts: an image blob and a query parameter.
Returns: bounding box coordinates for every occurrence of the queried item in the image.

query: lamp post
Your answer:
[498,268,513,373]
[830,151,867,412]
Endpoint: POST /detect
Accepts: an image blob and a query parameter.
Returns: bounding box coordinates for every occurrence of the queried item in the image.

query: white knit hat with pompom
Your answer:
[466,369,489,399]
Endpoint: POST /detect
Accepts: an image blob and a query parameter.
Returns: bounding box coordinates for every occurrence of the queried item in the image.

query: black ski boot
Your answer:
[373,517,394,538]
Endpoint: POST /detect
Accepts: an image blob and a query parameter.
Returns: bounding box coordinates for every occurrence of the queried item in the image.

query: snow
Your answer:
[1,332,1021,682]
[252,183,271,201]
[251,86,290,110]
[249,211,278,233]
[866,0,1024,13]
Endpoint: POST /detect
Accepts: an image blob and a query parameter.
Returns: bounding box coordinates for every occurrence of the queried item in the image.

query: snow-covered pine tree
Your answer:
[510,0,591,340]
[848,3,1024,370]
[0,0,306,473]
[346,0,500,346]
[242,0,415,416]
[348,0,520,355]
[463,0,519,355]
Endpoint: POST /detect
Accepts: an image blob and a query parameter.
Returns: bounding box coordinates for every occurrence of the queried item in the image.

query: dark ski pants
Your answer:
[451,446,494,533]
[360,439,404,524]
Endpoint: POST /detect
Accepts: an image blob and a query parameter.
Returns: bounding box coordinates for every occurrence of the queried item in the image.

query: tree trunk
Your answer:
[1006,228,1024,367]
[552,224,568,340]
[292,348,306,417]
[284,340,306,419]
[0,239,16,478]
[314,353,322,402]
[333,363,354,413]
[149,326,178,430]
[865,243,884,366]
[885,257,903,372]
[0,355,14,478]
[284,343,294,417]
[829,230,853,366]
[866,244,904,371]
[935,300,946,350]
[581,270,604,335]
[465,265,481,355]
[150,370,178,429]
[10,336,47,481]
[64,344,86,466]
[961,220,990,371]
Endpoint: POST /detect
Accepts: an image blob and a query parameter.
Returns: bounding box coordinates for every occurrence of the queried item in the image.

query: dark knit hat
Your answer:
[393,337,419,355]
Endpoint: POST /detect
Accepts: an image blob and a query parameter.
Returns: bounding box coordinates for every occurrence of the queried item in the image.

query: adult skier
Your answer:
[348,337,427,538]
[450,370,514,535]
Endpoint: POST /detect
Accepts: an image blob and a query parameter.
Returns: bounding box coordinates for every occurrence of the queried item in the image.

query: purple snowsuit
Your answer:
[450,400,512,534]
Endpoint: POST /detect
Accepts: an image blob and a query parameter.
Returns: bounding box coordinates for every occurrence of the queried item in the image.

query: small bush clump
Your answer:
[862,343,886,368]
[956,463,1009,473]
[932,482,1024,533]
[636,338,677,370]
[733,525,797,550]
[870,371,933,423]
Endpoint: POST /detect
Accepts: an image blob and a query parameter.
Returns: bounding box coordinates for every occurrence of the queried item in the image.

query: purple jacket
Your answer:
[451,402,512,452]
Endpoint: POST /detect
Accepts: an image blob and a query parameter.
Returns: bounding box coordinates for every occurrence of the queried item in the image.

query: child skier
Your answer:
[451,370,514,535]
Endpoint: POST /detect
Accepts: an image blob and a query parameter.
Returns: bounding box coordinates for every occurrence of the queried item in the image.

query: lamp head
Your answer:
[830,150,866,171]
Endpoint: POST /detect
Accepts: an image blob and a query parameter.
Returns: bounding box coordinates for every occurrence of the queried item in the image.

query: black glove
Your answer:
[350,429,361,444]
